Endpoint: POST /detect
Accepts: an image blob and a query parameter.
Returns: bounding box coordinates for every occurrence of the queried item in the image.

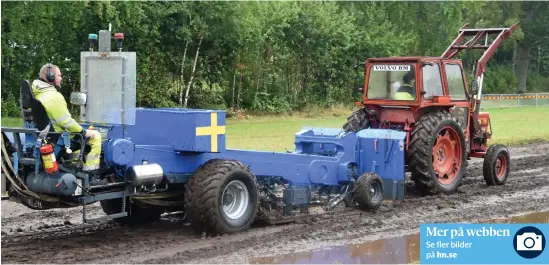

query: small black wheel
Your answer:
[353,172,384,210]
[483,144,510,186]
[100,197,164,225]
[184,159,259,235]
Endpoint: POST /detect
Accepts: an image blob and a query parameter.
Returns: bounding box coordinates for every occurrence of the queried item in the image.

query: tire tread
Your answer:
[407,110,466,195]
[184,159,259,235]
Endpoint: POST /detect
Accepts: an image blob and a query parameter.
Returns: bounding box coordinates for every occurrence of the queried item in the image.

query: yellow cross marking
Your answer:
[196,112,225,152]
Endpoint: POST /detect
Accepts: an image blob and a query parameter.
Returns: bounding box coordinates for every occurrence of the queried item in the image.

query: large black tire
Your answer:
[408,110,467,195]
[100,197,164,225]
[483,144,510,186]
[353,172,384,210]
[184,159,259,236]
[343,108,369,133]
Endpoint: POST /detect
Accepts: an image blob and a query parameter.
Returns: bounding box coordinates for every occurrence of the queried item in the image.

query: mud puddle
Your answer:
[249,211,549,264]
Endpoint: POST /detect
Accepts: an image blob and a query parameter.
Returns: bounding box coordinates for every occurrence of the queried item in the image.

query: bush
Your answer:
[526,74,549,93]
[1,98,20,117]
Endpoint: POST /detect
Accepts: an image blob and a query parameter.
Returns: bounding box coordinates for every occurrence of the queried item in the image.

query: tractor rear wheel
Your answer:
[343,108,369,133]
[353,172,384,210]
[483,144,510,186]
[408,110,466,195]
[184,159,259,236]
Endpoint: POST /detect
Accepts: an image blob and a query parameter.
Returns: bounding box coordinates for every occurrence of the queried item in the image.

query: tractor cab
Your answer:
[361,57,469,108]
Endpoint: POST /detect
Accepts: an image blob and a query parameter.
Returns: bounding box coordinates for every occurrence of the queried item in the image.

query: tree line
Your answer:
[2,1,548,117]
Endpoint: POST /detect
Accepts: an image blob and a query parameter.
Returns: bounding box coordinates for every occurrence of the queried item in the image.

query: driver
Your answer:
[394,70,416,100]
[31,63,102,172]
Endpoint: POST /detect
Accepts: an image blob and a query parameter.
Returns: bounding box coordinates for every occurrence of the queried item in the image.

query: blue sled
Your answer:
[1,107,406,235]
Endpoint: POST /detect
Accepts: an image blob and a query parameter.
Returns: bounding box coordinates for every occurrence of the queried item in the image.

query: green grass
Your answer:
[224,106,549,151]
[1,117,23,127]
[225,115,346,151]
[484,106,549,146]
[2,106,548,152]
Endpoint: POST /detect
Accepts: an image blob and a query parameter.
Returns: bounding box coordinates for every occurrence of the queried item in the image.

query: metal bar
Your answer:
[19,158,36,165]
[1,127,38,133]
[83,55,89,121]
[475,23,519,79]
[460,28,515,33]
[13,132,24,163]
[88,182,126,190]
[466,31,486,49]
[121,56,126,126]
[441,30,465,58]
[451,45,490,49]
[85,212,128,223]
[82,190,127,204]
[1,173,6,198]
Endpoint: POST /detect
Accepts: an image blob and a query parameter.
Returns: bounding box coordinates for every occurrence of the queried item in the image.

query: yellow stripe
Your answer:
[196,112,226,152]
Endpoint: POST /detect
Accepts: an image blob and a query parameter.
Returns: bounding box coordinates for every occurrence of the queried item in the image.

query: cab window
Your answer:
[422,63,444,99]
[366,64,416,101]
[445,64,468,100]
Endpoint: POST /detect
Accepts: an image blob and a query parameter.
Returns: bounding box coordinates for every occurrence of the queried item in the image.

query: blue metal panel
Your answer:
[122,128,358,186]
[356,129,406,200]
[100,108,226,153]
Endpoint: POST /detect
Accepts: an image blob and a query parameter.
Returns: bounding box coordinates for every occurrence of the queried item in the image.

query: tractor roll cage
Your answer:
[440,22,518,120]
[440,22,519,93]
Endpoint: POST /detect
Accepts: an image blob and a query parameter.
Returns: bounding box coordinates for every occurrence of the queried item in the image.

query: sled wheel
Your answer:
[184,159,259,236]
[353,172,384,210]
[408,110,466,195]
[343,108,370,133]
[483,144,510,186]
[100,197,164,225]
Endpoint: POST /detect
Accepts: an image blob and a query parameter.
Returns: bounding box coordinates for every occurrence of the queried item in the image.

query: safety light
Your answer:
[88,33,98,51]
[114,33,124,51]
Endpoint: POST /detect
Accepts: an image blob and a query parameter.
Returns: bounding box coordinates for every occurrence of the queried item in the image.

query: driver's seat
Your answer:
[20,80,58,143]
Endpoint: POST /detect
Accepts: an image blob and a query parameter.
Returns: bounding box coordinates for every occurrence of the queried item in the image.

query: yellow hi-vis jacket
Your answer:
[31,80,84,134]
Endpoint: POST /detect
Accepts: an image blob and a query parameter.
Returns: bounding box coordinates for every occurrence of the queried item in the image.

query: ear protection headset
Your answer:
[45,63,55,82]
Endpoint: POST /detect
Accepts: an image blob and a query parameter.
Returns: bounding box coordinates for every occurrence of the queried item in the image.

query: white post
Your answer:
[476,74,484,100]
[536,93,539,108]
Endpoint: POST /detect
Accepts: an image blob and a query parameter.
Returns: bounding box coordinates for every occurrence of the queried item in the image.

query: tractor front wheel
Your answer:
[408,111,467,195]
[483,144,510,186]
[184,159,259,236]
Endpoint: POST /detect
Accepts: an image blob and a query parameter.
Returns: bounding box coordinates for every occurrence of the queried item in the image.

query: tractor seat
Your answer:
[20,80,58,143]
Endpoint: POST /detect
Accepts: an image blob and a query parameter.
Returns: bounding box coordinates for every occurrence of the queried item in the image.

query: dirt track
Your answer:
[2,142,549,264]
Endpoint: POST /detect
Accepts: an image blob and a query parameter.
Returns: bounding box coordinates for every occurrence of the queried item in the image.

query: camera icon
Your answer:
[517,232,543,251]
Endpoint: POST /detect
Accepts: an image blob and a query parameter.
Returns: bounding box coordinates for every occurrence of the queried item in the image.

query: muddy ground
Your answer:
[2,142,549,264]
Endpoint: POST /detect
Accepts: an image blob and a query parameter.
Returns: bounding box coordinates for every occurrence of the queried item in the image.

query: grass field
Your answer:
[2,106,548,152]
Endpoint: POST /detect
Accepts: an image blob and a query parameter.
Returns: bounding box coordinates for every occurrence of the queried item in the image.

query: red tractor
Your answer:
[345,23,518,195]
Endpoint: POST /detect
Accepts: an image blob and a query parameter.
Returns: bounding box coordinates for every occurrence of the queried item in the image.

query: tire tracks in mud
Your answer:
[1,142,549,264]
